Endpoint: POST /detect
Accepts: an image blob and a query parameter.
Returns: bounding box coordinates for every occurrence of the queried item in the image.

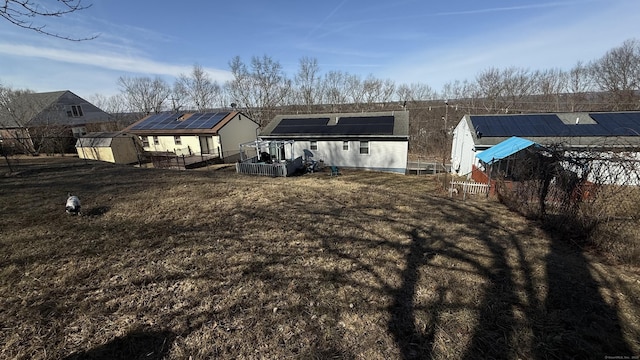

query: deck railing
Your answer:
[236,156,303,177]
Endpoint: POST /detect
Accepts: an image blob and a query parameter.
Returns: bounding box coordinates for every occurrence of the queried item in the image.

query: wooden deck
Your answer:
[148,152,222,170]
[236,156,304,177]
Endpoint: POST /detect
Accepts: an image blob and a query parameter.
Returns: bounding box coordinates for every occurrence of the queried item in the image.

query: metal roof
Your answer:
[476,136,537,164]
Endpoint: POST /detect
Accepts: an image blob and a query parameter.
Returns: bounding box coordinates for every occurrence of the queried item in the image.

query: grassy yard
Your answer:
[0,157,639,359]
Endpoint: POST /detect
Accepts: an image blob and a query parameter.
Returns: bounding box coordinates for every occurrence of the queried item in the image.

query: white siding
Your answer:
[218,113,260,162]
[561,150,640,186]
[450,117,480,177]
[142,135,220,156]
[288,139,407,173]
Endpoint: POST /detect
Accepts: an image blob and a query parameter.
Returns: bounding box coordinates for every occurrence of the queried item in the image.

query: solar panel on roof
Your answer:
[339,116,394,125]
[271,116,395,135]
[471,115,567,137]
[279,118,329,126]
[130,113,183,130]
[131,112,231,131]
[272,118,330,134]
[589,113,640,136]
[471,113,640,138]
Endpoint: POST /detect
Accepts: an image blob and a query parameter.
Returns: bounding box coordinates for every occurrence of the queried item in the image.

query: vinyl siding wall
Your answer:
[285,139,408,173]
[218,114,259,162]
[142,135,221,156]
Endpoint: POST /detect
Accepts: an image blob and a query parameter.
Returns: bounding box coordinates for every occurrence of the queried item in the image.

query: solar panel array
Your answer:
[588,113,640,136]
[130,112,230,131]
[271,116,395,135]
[472,113,640,137]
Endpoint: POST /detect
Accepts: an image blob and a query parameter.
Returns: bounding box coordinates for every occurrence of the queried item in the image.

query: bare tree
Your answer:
[344,73,364,106]
[227,55,292,126]
[117,76,172,115]
[0,84,75,155]
[89,93,131,126]
[361,75,395,108]
[174,64,222,112]
[0,0,97,41]
[590,39,640,110]
[322,70,349,111]
[501,67,535,113]
[475,67,506,112]
[533,68,568,112]
[0,85,39,154]
[294,57,322,111]
[567,61,593,112]
[397,83,436,107]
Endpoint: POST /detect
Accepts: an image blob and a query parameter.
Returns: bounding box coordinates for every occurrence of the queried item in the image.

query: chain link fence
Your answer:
[493,145,640,264]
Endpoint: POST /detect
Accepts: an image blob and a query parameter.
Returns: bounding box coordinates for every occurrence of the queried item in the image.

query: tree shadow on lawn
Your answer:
[535,225,634,358]
[2,167,636,359]
[304,186,635,359]
[63,329,175,360]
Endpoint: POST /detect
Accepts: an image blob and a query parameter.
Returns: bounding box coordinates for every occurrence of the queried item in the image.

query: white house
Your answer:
[258,111,410,174]
[451,111,640,178]
[124,111,259,163]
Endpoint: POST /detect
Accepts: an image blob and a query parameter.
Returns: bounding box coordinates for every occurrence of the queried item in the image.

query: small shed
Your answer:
[76,131,141,164]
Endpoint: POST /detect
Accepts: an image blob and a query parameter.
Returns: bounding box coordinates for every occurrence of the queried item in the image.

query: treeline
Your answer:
[2,39,639,158]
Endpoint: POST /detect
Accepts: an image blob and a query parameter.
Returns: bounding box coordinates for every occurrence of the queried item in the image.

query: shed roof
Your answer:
[75,132,133,147]
[476,136,537,164]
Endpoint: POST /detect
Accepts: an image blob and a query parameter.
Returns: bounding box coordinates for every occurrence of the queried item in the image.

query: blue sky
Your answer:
[0,0,638,100]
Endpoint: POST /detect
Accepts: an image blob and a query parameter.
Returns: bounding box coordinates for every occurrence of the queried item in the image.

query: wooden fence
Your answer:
[236,156,303,177]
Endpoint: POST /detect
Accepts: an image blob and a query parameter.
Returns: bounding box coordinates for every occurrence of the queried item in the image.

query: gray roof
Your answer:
[0,90,111,128]
[260,111,410,139]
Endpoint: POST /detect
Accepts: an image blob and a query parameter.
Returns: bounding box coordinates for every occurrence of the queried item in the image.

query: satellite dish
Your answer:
[230,103,237,109]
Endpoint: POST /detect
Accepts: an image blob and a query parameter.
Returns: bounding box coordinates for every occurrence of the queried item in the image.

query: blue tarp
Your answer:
[476,136,537,164]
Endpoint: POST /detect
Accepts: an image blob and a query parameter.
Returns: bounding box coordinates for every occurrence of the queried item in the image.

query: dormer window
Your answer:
[67,105,84,117]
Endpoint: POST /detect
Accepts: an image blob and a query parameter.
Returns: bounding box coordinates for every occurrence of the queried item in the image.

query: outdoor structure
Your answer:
[75,132,142,164]
[0,90,114,154]
[257,111,410,174]
[236,139,304,177]
[124,111,259,164]
[451,111,640,177]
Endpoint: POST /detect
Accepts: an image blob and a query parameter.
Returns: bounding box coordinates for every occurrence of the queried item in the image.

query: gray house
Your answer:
[0,90,114,154]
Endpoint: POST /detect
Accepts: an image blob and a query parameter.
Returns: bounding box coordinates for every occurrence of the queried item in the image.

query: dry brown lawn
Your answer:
[0,157,639,359]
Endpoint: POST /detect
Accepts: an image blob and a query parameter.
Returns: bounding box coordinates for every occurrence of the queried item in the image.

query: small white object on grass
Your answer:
[65,194,81,215]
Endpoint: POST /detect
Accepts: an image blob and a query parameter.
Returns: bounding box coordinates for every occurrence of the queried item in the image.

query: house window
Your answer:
[153,136,159,145]
[174,136,182,145]
[343,141,349,151]
[359,141,369,155]
[310,140,317,150]
[142,136,149,147]
[68,105,84,117]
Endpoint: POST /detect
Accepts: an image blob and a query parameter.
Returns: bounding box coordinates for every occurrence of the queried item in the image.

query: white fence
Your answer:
[449,181,490,198]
